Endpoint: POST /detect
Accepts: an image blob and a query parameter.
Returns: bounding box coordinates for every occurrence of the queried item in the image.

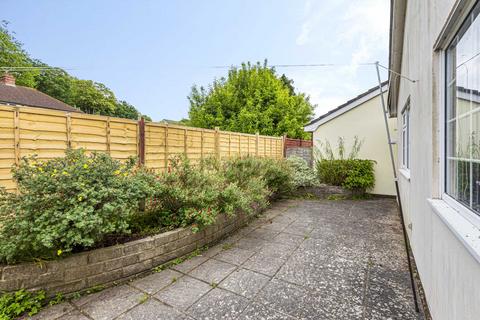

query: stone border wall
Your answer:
[0,212,251,295]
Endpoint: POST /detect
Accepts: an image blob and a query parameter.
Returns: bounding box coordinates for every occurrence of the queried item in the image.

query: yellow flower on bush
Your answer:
[78,196,83,201]
[38,167,44,172]
[62,171,69,176]
[83,164,89,169]
[114,170,121,175]
[57,249,62,256]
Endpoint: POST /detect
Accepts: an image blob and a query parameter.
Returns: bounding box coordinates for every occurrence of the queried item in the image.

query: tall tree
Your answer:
[187,61,314,139]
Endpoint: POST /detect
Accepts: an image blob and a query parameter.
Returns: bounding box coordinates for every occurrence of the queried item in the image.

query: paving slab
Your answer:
[219,268,270,298]
[237,302,296,320]
[154,275,211,310]
[242,252,287,276]
[30,302,75,320]
[213,247,256,265]
[171,255,209,273]
[130,269,183,294]
[73,285,144,320]
[188,259,237,284]
[117,299,192,320]
[187,288,249,320]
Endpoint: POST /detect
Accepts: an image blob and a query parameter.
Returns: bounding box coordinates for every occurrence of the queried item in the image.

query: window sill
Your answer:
[399,168,411,181]
[428,198,480,264]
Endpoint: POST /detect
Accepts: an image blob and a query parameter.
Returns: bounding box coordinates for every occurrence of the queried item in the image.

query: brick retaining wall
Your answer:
[0,212,252,295]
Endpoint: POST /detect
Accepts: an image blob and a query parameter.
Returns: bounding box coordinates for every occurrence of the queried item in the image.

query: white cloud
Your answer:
[296,23,311,46]
[292,0,389,116]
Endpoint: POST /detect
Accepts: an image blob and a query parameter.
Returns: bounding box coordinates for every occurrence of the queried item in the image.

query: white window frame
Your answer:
[439,0,480,229]
[401,98,411,171]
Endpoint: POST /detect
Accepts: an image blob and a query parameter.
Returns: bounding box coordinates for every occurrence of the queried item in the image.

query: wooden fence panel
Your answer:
[0,104,284,190]
[0,107,16,191]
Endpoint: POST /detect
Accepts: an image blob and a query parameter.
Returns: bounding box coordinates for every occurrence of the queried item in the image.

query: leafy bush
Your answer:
[0,150,295,263]
[286,156,317,188]
[316,159,375,194]
[222,157,294,197]
[0,289,45,319]
[0,149,153,263]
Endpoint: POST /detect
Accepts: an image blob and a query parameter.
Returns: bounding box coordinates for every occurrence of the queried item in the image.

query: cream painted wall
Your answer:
[394,1,480,319]
[312,93,397,196]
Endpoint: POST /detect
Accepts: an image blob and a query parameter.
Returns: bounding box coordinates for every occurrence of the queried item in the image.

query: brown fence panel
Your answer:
[0,104,284,190]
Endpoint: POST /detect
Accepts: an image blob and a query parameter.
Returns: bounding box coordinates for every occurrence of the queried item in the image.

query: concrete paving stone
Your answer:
[202,244,224,258]
[256,279,329,319]
[236,302,296,320]
[171,255,209,273]
[257,242,297,260]
[235,237,270,251]
[58,310,91,320]
[213,247,255,265]
[247,227,281,241]
[187,288,249,320]
[154,275,211,310]
[117,298,192,320]
[130,269,183,294]
[242,252,286,276]
[30,302,74,320]
[366,266,419,318]
[259,221,290,232]
[272,232,305,246]
[219,268,270,298]
[282,223,314,236]
[73,285,144,320]
[188,259,237,283]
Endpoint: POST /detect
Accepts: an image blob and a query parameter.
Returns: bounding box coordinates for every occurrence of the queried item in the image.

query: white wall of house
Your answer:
[310,92,397,196]
[391,0,480,319]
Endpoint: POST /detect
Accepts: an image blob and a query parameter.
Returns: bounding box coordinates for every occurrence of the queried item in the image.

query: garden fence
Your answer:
[0,104,284,191]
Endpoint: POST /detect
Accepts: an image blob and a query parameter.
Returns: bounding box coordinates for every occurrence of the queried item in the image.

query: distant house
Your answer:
[304,82,396,196]
[0,73,81,113]
[389,0,480,319]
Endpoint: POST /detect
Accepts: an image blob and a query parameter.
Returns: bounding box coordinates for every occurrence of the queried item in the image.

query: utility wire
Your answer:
[210,62,378,69]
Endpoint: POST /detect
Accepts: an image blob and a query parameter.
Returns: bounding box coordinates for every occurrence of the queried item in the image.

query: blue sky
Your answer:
[3,0,390,121]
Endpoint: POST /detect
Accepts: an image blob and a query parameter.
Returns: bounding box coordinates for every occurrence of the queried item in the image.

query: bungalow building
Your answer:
[389,0,480,319]
[305,82,396,196]
[0,73,80,113]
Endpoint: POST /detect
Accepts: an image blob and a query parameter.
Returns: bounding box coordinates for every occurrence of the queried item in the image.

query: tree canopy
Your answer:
[187,61,314,139]
[0,21,150,121]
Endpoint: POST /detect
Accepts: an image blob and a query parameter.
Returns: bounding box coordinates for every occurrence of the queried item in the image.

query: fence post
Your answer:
[215,127,220,160]
[138,117,145,165]
[283,135,287,158]
[164,123,169,170]
[255,132,259,157]
[14,108,20,166]
[106,117,111,155]
[200,129,204,160]
[184,128,188,158]
[66,113,72,149]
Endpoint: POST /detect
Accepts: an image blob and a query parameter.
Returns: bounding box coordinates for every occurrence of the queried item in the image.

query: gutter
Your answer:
[387,0,407,118]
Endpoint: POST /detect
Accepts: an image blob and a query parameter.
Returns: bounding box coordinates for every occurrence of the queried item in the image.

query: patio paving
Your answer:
[32,198,423,320]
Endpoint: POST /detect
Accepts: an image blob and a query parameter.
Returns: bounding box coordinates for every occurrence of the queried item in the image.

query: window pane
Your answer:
[474,111,480,160]
[473,162,480,213]
[447,159,458,199]
[447,121,457,157]
[457,116,470,158]
[457,160,471,207]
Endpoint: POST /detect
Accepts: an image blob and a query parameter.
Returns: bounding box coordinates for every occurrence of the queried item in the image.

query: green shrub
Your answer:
[223,157,293,197]
[145,156,267,232]
[286,156,318,188]
[0,289,45,319]
[316,159,375,194]
[0,149,153,263]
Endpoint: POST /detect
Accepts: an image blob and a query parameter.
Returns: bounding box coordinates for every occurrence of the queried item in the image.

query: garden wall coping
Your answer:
[0,212,252,295]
